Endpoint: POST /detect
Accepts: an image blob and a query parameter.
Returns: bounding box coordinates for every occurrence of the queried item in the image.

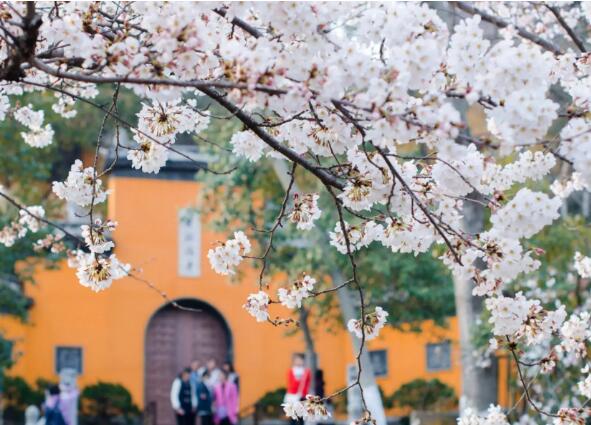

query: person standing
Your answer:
[196,370,214,425]
[284,353,311,425]
[213,370,239,425]
[170,368,197,425]
[222,362,239,392]
[314,369,333,425]
[205,359,222,391]
[43,385,68,425]
[190,360,203,390]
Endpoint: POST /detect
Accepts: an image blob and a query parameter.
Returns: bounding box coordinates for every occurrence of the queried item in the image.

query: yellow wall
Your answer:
[0,176,463,412]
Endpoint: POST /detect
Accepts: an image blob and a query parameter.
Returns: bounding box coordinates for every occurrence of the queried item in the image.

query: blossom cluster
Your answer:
[282,395,331,421]
[127,100,209,173]
[13,105,54,148]
[0,204,46,247]
[243,291,270,323]
[278,274,316,309]
[68,250,130,293]
[52,160,108,207]
[207,231,251,275]
[574,252,591,279]
[347,307,389,341]
[81,219,117,254]
[3,1,591,421]
[288,194,322,231]
[458,405,509,425]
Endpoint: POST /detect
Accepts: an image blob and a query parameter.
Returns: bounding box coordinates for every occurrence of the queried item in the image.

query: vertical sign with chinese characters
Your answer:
[178,209,201,277]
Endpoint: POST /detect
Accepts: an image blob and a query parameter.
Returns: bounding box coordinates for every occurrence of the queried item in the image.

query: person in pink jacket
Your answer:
[213,370,239,425]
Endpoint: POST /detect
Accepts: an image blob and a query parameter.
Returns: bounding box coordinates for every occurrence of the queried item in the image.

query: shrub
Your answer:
[79,382,140,425]
[387,379,457,411]
[256,387,286,418]
[2,376,49,424]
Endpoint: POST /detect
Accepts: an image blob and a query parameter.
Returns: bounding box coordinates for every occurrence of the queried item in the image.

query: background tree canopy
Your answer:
[198,117,455,332]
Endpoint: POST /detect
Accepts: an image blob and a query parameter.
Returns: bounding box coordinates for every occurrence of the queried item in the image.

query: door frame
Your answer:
[143,297,234,408]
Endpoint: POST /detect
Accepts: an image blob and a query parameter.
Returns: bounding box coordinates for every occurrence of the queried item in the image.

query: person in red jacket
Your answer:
[284,353,311,425]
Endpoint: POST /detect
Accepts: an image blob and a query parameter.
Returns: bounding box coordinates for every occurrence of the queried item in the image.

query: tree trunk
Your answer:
[299,307,318,396]
[332,270,387,425]
[454,200,498,412]
[271,160,387,425]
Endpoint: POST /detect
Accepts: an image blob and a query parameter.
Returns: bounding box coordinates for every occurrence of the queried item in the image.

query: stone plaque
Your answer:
[178,209,201,277]
[55,346,82,374]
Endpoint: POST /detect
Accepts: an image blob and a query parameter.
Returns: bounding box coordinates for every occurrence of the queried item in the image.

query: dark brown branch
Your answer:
[374,146,463,265]
[0,2,42,81]
[545,4,586,53]
[213,8,263,38]
[30,57,286,96]
[198,86,345,191]
[0,190,85,246]
[507,337,560,418]
[22,79,236,176]
[455,2,563,55]
[257,162,297,288]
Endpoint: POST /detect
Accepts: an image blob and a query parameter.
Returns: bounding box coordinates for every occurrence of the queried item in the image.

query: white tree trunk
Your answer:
[332,270,387,425]
[455,200,498,413]
[271,160,387,425]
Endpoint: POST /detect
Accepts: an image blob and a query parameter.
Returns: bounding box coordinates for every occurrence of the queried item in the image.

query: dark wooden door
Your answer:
[145,304,229,425]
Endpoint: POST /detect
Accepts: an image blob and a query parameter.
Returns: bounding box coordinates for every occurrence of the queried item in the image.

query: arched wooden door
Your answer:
[145,300,230,425]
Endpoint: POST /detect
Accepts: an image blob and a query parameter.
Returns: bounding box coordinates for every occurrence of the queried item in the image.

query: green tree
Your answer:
[80,382,140,425]
[198,120,454,330]
[387,379,457,411]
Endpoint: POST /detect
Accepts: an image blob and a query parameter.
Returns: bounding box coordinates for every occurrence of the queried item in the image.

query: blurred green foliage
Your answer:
[80,382,140,425]
[2,376,52,423]
[255,387,286,418]
[386,378,457,411]
[0,86,140,380]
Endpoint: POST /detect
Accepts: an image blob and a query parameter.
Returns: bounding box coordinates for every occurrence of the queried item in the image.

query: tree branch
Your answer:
[198,86,345,191]
[455,2,563,55]
[545,4,586,53]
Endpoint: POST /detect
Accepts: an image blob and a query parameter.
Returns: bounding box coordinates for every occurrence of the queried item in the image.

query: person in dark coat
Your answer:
[196,370,214,425]
[170,368,197,425]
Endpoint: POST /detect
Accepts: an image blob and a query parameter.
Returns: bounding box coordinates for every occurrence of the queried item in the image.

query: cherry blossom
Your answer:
[230,131,267,162]
[347,306,389,341]
[13,105,54,147]
[2,1,591,420]
[18,206,45,233]
[33,233,65,254]
[288,193,321,231]
[52,160,108,207]
[560,312,591,358]
[282,395,330,421]
[490,189,561,239]
[574,252,591,279]
[243,291,270,322]
[207,231,251,275]
[577,365,591,399]
[81,219,117,254]
[458,405,510,425]
[138,100,208,138]
[277,274,316,309]
[127,133,170,174]
[71,251,130,293]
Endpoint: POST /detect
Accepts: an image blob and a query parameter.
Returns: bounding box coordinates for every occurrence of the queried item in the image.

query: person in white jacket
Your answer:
[170,368,198,425]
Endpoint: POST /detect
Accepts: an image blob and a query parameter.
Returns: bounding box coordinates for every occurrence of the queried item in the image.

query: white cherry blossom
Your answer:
[243,291,270,322]
[347,306,388,340]
[52,160,108,207]
[207,231,251,275]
